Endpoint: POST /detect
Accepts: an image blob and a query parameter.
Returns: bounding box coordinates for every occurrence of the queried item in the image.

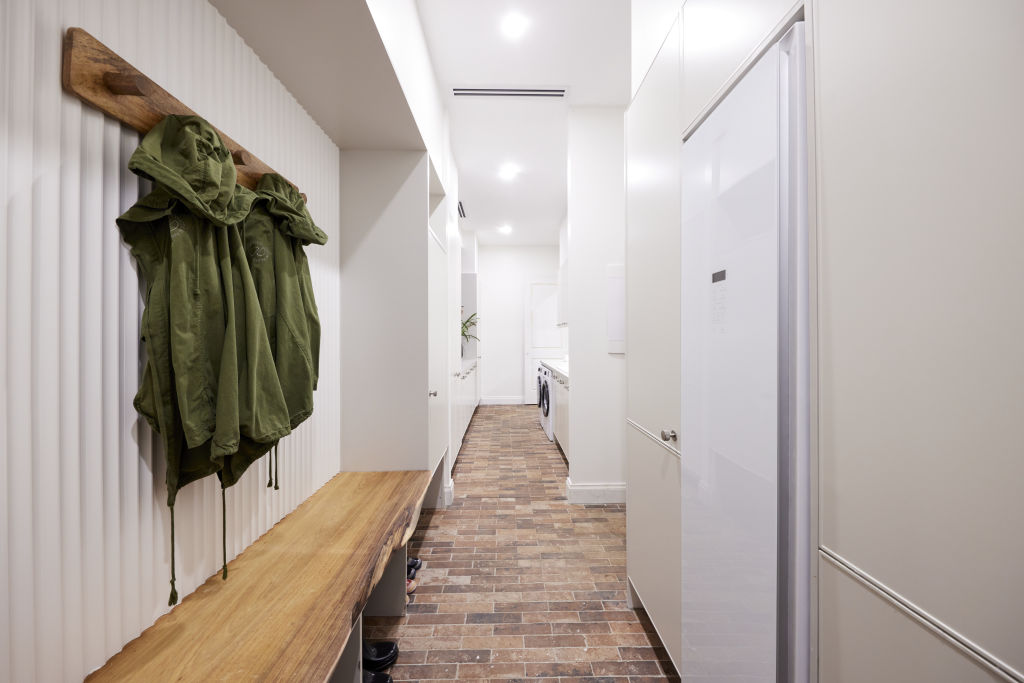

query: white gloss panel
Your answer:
[1,1,341,681]
[680,43,781,678]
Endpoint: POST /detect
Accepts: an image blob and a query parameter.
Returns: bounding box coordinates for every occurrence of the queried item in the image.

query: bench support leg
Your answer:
[328,613,362,683]
[363,545,408,617]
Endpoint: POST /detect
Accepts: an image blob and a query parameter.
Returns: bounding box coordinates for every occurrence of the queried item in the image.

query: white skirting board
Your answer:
[565,477,627,504]
[480,396,525,405]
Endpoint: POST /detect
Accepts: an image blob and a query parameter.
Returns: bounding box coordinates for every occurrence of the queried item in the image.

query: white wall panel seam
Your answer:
[9,0,38,679]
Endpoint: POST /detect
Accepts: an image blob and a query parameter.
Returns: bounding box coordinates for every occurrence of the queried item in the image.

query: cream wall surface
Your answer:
[478,245,560,404]
[0,1,341,680]
[813,0,1024,677]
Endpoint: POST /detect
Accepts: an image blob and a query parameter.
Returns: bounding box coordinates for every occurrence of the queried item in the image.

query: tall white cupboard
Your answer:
[626,0,804,676]
[813,0,1024,680]
[339,151,450,479]
[628,0,1024,682]
[624,16,684,671]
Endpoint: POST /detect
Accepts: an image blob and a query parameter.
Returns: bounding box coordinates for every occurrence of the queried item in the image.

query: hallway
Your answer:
[364,405,678,681]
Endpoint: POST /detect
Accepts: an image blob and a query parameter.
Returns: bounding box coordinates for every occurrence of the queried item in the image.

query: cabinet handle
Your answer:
[428,390,438,397]
[660,429,677,442]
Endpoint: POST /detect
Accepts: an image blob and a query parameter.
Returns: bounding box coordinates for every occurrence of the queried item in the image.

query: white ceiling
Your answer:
[211,0,423,150]
[417,0,630,246]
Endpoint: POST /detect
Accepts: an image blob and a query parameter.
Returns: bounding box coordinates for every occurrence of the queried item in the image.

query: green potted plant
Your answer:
[461,311,478,358]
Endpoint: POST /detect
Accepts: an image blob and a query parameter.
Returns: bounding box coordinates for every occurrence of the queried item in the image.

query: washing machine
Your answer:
[537,365,554,441]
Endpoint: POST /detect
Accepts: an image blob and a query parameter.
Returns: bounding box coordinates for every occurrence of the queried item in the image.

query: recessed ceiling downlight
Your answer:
[498,162,522,182]
[500,11,529,41]
[498,224,513,235]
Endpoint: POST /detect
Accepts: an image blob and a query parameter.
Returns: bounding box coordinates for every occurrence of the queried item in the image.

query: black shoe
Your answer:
[407,565,417,580]
[363,671,392,683]
[407,557,422,570]
[363,641,399,672]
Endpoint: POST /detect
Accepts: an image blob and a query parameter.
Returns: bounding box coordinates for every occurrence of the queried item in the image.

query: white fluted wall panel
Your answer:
[1,1,342,680]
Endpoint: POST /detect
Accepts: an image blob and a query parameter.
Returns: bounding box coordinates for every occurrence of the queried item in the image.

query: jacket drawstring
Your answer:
[221,487,228,580]
[266,450,273,488]
[168,504,178,606]
[274,444,280,490]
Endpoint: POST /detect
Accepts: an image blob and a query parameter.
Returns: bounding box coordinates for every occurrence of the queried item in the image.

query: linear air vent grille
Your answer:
[453,88,566,98]
[458,201,466,218]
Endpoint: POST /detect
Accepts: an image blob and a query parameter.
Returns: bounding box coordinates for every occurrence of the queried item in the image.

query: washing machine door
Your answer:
[537,372,543,407]
[541,380,550,417]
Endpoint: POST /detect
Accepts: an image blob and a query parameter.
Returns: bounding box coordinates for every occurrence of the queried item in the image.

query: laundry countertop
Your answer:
[541,359,569,380]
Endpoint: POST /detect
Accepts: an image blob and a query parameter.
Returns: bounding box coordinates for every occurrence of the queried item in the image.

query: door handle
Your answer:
[660,429,677,442]
[428,390,438,397]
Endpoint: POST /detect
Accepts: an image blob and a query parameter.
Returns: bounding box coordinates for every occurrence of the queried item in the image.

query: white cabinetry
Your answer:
[625,17,683,668]
[551,369,569,458]
[427,231,448,472]
[452,258,480,463]
[451,359,479,467]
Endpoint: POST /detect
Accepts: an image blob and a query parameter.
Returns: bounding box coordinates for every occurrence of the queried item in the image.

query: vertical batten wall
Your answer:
[1,1,342,680]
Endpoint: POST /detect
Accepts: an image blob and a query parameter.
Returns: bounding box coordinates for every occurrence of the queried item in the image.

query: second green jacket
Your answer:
[243,173,327,428]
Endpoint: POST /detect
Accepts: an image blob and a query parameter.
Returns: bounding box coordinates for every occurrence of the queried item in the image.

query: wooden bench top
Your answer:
[88,469,432,682]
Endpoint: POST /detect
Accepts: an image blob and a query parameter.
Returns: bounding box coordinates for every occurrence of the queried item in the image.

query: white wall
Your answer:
[0,1,341,681]
[566,107,627,502]
[814,0,1024,678]
[462,231,479,274]
[478,246,560,404]
[339,150,430,472]
[365,0,456,193]
[558,216,569,264]
[631,0,683,98]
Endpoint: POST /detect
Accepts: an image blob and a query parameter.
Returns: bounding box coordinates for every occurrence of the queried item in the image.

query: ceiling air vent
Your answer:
[453,88,565,98]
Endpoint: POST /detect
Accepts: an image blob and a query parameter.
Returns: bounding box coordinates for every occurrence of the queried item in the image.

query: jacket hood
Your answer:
[256,173,328,246]
[128,115,253,226]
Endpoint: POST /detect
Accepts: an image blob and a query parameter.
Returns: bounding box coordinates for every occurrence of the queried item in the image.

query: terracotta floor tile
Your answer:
[364,405,677,682]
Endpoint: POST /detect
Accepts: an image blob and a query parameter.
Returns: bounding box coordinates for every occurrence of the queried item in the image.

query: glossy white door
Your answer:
[680,35,796,680]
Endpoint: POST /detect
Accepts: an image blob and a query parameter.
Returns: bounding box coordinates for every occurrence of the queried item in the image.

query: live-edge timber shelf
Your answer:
[86,469,432,681]
[62,27,305,200]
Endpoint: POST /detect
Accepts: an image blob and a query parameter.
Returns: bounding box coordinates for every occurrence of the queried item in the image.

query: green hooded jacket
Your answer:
[117,115,292,505]
[243,173,327,429]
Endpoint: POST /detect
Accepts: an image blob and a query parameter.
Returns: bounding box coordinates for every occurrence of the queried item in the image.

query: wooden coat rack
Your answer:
[61,27,306,202]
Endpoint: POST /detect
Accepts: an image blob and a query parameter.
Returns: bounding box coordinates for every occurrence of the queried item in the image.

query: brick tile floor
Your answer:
[364,405,679,682]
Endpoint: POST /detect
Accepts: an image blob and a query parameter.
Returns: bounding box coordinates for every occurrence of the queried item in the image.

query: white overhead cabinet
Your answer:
[624,16,684,671]
[340,151,451,485]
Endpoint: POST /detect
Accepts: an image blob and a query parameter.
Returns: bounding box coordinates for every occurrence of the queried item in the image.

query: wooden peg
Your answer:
[300,193,308,204]
[102,71,151,96]
[231,149,253,166]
